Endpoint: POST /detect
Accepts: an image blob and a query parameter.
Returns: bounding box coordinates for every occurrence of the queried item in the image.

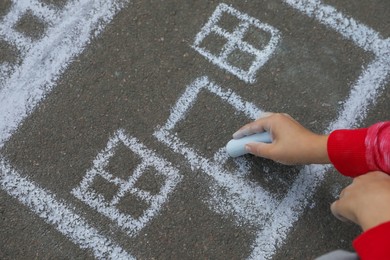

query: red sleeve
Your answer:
[327,122,390,177]
[353,221,390,259]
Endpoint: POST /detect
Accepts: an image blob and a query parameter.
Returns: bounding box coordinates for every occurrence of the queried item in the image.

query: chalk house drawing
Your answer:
[192,3,281,84]
[248,0,390,258]
[72,129,182,237]
[164,2,390,259]
[0,0,389,259]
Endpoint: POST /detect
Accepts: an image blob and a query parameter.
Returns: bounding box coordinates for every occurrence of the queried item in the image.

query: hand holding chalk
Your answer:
[230,113,330,164]
[226,132,272,157]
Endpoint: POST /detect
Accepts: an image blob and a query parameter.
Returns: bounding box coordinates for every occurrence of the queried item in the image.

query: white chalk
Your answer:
[226,132,272,157]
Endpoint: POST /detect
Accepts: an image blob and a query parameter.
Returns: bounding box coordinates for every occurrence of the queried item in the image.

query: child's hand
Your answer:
[331,171,390,231]
[233,112,329,165]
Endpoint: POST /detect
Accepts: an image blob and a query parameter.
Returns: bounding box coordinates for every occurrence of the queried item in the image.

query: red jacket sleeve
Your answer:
[327,122,390,177]
[353,221,390,259]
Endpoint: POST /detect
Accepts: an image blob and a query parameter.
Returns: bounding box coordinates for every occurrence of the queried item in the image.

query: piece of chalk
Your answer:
[226,132,272,157]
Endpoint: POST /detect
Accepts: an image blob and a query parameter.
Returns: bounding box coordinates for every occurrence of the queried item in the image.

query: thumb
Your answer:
[331,201,348,222]
[246,142,273,159]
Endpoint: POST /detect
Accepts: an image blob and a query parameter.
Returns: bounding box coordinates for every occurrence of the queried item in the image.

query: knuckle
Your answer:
[272,113,286,121]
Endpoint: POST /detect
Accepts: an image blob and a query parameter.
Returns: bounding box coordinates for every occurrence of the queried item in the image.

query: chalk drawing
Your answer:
[72,129,182,237]
[154,76,279,225]
[192,3,281,84]
[148,2,390,259]
[0,0,128,149]
[0,157,134,259]
[0,0,134,258]
[0,0,389,259]
[247,0,390,258]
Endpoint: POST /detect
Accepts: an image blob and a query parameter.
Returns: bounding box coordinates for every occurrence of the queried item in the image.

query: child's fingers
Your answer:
[245,142,273,160]
[233,117,271,139]
[330,200,351,223]
[232,112,275,139]
[232,125,258,139]
[330,185,358,224]
[258,112,274,119]
[233,125,256,139]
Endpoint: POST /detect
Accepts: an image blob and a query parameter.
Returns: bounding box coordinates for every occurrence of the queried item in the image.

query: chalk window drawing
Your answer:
[192,3,281,84]
[153,76,278,225]
[72,129,182,237]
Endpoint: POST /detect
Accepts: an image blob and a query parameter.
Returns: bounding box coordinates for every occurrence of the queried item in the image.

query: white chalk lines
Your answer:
[248,0,390,259]
[192,3,281,84]
[164,2,390,259]
[0,0,128,149]
[0,0,135,258]
[154,76,278,225]
[72,129,182,237]
[0,158,134,259]
[1,1,390,259]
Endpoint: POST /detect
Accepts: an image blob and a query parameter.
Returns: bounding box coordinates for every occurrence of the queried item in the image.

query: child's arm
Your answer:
[235,113,390,259]
[331,171,390,259]
[234,113,390,176]
[331,171,390,231]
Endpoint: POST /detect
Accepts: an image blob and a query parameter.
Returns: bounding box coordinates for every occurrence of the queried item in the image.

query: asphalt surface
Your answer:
[1,0,390,259]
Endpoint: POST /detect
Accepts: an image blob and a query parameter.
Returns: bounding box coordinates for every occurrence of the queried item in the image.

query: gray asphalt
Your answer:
[1,0,390,259]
